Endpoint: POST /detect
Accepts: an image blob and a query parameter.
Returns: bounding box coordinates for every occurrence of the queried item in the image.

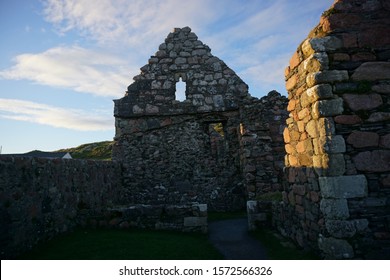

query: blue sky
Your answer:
[0,0,332,154]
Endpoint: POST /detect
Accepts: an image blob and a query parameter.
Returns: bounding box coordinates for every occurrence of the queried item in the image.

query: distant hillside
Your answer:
[57,141,113,160]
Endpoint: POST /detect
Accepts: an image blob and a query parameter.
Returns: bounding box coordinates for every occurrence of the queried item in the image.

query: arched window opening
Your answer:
[175,78,186,102]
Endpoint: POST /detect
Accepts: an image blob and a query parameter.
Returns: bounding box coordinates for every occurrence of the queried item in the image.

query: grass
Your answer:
[18,211,319,260]
[250,229,320,260]
[56,141,113,160]
[19,228,223,260]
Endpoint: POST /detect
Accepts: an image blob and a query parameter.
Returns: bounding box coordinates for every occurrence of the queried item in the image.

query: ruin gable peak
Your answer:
[114,26,249,118]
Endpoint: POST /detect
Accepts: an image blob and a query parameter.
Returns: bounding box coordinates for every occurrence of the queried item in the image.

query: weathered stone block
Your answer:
[183,216,207,227]
[319,175,368,199]
[347,131,379,148]
[312,98,344,118]
[306,120,319,138]
[317,135,346,154]
[334,115,362,125]
[298,108,311,120]
[318,235,354,259]
[306,71,349,87]
[302,36,343,58]
[343,93,383,111]
[318,117,335,137]
[353,150,390,172]
[145,104,159,114]
[351,62,390,81]
[296,139,313,154]
[325,220,356,238]
[380,134,390,149]
[322,154,346,176]
[372,83,390,94]
[301,84,333,107]
[303,52,329,72]
[366,112,390,122]
[286,74,298,91]
[320,198,350,219]
[289,51,301,69]
[133,105,144,114]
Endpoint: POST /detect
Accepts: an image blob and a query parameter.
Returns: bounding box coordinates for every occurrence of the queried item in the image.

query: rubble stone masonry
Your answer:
[279,0,390,259]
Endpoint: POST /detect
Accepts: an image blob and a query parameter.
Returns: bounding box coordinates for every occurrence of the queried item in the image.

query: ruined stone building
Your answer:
[112,26,287,211]
[0,0,389,260]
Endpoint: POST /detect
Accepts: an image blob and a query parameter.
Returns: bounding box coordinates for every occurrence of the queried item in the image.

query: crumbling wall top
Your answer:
[114,26,249,118]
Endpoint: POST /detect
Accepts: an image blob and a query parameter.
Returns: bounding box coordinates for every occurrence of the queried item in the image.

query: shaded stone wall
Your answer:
[84,203,207,233]
[113,27,287,211]
[239,91,288,199]
[279,0,390,259]
[0,157,122,259]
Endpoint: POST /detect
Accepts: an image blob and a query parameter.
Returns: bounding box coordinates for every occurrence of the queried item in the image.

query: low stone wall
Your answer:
[0,156,122,259]
[0,156,208,259]
[82,203,207,233]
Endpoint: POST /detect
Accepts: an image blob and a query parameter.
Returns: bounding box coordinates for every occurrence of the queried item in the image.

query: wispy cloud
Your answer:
[0,46,130,98]
[0,98,113,131]
[2,0,331,99]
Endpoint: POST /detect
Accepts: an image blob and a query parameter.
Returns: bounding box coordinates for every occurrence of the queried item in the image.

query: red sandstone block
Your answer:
[353,150,390,172]
[321,13,362,33]
[343,93,383,111]
[293,184,306,196]
[289,51,301,70]
[342,33,359,48]
[286,74,298,91]
[334,115,362,125]
[347,131,379,148]
[380,134,390,149]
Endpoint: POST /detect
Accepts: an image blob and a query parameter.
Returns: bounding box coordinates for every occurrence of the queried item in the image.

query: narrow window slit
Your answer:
[175,78,186,102]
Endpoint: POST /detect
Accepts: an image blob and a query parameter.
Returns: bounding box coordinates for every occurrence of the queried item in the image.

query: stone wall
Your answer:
[280,0,390,259]
[239,91,288,199]
[113,27,287,211]
[0,156,122,259]
[84,203,207,233]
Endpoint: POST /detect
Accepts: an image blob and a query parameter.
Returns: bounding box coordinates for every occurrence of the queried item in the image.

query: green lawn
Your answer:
[19,228,223,260]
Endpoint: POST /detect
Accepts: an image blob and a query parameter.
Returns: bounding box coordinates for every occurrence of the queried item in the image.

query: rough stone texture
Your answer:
[318,235,354,259]
[113,27,288,210]
[343,93,383,111]
[353,150,390,172]
[319,175,368,198]
[282,0,390,259]
[0,157,122,259]
[247,200,270,231]
[347,131,379,148]
[351,62,390,81]
[320,198,350,219]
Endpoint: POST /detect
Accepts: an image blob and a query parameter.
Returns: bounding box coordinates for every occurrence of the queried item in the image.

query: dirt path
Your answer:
[208,218,268,260]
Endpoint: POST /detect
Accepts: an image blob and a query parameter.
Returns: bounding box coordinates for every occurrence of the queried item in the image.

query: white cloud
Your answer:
[1,0,332,99]
[0,46,130,97]
[0,98,113,131]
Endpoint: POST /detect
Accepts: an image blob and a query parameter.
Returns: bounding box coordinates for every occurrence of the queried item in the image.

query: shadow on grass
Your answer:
[19,228,223,260]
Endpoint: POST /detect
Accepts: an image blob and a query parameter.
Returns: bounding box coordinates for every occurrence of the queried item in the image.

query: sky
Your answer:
[0,0,333,154]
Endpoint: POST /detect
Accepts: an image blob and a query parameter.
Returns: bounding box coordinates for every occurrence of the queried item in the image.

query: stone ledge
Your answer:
[319,175,367,199]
